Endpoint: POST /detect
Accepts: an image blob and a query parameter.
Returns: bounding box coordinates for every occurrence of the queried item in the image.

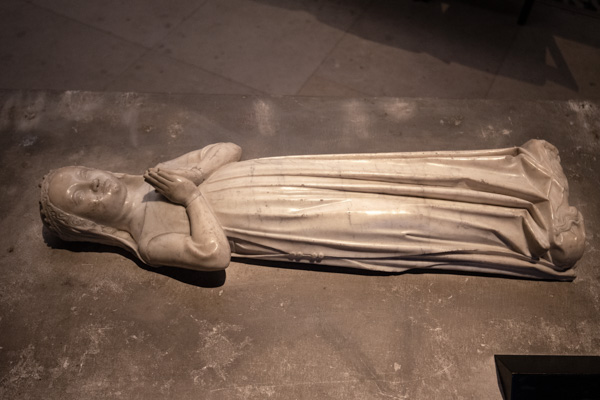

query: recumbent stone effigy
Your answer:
[40,140,585,280]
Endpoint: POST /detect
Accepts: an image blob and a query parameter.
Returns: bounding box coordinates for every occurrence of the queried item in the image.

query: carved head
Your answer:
[40,167,137,254]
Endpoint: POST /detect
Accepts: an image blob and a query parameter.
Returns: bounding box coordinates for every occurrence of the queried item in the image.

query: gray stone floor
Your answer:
[1,1,600,399]
[0,0,599,98]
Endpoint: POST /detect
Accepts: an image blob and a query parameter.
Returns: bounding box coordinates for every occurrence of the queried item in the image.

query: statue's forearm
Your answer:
[156,143,242,179]
[197,142,242,178]
[184,192,231,269]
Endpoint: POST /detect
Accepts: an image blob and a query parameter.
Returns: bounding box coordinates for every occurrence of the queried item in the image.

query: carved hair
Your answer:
[40,168,139,256]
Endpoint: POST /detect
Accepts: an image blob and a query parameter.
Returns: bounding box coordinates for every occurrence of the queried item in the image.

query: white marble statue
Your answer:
[40,140,585,280]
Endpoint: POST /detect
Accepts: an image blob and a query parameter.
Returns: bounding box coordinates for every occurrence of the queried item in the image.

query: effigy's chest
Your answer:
[141,198,190,239]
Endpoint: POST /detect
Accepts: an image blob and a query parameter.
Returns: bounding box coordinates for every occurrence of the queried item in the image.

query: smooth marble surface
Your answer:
[41,140,585,280]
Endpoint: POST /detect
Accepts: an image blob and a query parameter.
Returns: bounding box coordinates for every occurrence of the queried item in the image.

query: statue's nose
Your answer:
[91,178,100,192]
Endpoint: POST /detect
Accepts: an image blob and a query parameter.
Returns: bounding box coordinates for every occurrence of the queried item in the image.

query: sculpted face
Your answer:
[48,166,128,225]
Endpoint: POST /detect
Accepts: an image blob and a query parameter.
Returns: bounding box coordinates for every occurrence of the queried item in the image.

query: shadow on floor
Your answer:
[237,256,563,282]
[254,0,600,91]
[42,222,569,290]
[42,227,227,288]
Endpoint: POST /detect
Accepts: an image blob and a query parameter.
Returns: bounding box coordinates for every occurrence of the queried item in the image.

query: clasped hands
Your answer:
[144,168,202,207]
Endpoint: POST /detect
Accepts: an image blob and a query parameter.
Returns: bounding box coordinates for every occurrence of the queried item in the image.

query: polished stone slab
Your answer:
[0,91,598,399]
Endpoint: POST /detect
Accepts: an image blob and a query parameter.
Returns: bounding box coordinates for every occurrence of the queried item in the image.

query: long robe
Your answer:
[201,140,584,280]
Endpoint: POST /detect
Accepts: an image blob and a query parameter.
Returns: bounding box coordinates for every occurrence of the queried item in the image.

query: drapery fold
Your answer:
[201,140,584,280]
